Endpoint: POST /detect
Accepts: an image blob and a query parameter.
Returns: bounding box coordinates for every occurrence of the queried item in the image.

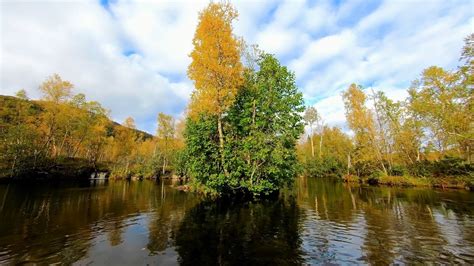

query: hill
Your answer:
[0,95,154,179]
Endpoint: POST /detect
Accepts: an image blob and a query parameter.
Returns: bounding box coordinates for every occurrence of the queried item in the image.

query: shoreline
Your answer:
[341,174,473,191]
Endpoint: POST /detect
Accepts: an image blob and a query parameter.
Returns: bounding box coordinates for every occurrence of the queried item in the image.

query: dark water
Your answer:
[0,178,473,265]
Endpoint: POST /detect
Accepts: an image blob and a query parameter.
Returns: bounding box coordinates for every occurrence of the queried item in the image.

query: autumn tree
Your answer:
[156,112,175,175]
[408,66,472,161]
[39,73,73,103]
[187,2,243,176]
[0,95,41,177]
[183,53,304,196]
[343,84,387,174]
[37,74,75,159]
[109,117,137,177]
[298,125,353,178]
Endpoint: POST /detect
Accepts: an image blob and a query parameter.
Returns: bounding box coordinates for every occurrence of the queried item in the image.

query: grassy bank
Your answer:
[342,174,474,190]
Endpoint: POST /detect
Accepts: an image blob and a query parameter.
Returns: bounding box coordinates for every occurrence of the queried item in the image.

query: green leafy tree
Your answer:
[227,54,304,195]
[15,89,28,100]
[183,54,304,196]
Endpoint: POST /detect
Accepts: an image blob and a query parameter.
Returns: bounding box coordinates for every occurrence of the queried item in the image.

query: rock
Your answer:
[175,185,190,192]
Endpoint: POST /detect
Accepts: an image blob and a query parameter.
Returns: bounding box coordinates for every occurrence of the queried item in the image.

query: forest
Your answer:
[299,33,473,189]
[0,76,183,180]
[1,2,473,195]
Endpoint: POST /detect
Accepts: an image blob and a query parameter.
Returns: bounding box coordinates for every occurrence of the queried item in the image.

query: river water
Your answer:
[0,178,473,265]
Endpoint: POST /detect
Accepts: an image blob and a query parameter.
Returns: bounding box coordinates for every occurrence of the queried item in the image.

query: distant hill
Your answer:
[0,94,153,139]
[1,94,155,179]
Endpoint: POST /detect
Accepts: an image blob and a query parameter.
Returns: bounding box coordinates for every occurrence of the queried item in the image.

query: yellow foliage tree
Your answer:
[187,2,243,175]
[342,84,387,174]
[39,74,73,104]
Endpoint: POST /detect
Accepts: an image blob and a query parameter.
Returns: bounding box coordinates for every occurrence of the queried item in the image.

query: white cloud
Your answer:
[313,94,346,128]
[295,0,472,128]
[0,0,193,133]
[1,0,471,133]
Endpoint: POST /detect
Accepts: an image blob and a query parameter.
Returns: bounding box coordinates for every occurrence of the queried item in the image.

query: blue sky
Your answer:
[1,0,472,133]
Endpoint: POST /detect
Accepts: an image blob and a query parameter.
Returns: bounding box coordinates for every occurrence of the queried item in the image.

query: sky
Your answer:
[1,0,472,133]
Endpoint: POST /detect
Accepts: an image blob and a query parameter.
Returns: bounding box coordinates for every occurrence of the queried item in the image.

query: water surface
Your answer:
[0,178,473,264]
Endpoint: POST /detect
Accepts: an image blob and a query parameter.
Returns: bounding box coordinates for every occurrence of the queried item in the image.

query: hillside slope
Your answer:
[0,95,153,179]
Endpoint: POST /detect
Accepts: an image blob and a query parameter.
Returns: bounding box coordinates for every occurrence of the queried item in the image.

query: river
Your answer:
[0,178,473,264]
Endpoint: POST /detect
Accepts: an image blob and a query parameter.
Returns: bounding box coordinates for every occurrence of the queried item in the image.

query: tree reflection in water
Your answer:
[175,195,303,265]
[0,178,473,264]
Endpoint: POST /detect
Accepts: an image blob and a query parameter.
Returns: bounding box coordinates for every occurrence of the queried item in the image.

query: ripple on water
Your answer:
[1,179,473,264]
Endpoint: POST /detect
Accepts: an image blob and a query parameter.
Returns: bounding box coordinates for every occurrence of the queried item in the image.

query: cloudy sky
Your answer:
[1,0,472,133]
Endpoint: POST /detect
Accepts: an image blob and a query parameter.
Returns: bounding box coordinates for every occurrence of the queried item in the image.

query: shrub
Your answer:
[408,157,473,177]
[390,165,407,176]
[433,157,473,176]
[367,170,385,185]
[303,157,345,178]
[408,160,434,177]
[352,161,381,177]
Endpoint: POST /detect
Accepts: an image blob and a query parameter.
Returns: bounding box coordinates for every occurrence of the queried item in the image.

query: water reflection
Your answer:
[296,178,474,264]
[175,196,303,265]
[0,178,473,264]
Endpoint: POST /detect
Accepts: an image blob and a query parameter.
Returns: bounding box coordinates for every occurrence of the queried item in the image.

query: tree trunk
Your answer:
[10,154,17,178]
[162,158,166,176]
[319,134,323,159]
[347,153,351,175]
[310,126,314,158]
[217,115,228,176]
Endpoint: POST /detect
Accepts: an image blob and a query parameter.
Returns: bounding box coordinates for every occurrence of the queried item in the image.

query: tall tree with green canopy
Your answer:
[226,54,305,195]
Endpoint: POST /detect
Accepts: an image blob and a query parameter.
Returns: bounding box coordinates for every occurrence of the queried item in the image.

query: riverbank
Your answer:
[342,174,474,190]
[0,157,186,183]
[0,158,109,181]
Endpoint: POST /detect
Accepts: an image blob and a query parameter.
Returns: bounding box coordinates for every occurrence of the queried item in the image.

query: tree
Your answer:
[15,89,28,100]
[0,95,41,177]
[304,106,319,158]
[408,66,471,161]
[109,117,137,177]
[39,74,73,103]
[70,93,86,108]
[187,2,243,176]
[371,91,424,165]
[458,33,473,163]
[156,113,175,175]
[342,84,387,174]
[227,54,305,195]
[182,53,304,196]
[123,117,136,129]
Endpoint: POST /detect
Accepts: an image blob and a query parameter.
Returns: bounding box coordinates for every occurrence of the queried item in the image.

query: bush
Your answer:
[352,161,381,177]
[390,165,407,176]
[408,157,473,177]
[408,160,434,177]
[367,170,385,185]
[433,157,473,176]
[303,157,345,178]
